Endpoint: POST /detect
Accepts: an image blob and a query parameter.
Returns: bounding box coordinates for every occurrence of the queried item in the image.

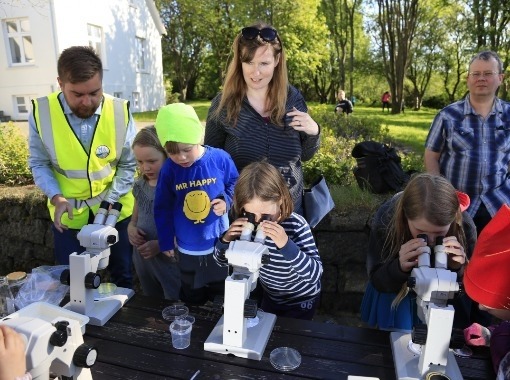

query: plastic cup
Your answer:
[169,318,192,349]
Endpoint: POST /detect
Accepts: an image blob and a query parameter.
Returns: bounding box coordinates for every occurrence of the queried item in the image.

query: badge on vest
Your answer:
[95,145,110,159]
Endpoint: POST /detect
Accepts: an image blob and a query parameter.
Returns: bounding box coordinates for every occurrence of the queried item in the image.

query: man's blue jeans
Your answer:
[52,217,133,288]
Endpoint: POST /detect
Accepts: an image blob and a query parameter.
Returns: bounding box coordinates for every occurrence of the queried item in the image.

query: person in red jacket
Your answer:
[381,91,391,112]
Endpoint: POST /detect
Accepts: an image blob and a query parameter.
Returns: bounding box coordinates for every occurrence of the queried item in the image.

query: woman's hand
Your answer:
[137,240,161,260]
[259,220,288,249]
[128,223,146,247]
[398,237,429,272]
[221,218,248,243]
[443,236,467,270]
[286,107,319,136]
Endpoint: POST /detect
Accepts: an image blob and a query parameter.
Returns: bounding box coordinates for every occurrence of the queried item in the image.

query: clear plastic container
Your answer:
[162,304,189,322]
[7,271,27,299]
[0,276,15,318]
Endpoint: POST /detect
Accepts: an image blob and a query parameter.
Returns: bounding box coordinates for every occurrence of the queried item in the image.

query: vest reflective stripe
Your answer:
[36,95,125,181]
[68,187,109,209]
[33,92,134,228]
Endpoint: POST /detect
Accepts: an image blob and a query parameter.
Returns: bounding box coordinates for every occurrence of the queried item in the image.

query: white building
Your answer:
[0,0,166,121]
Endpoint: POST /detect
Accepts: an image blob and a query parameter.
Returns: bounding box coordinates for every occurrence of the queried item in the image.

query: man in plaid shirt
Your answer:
[425,50,510,236]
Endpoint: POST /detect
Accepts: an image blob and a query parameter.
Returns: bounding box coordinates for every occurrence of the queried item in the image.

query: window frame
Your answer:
[3,17,34,66]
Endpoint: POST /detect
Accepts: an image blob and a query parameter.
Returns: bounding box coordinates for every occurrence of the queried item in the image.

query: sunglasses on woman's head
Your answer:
[241,27,278,42]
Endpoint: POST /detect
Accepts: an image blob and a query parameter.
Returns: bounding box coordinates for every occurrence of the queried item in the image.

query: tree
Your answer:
[406,2,446,110]
[437,5,470,103]
[468,0,510,99]
[374,0,421,113]
[157,0,210,101]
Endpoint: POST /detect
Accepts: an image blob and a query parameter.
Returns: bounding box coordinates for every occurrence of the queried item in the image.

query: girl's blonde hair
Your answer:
[384,173,467,306]
[212,22,288,127]
[131,126,167,180]
[232,161,293,220]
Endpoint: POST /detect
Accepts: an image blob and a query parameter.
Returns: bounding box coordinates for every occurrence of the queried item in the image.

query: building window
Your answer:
[14,95,34,117]
[136,37,146,71]
[132,92,140,110]
[113,92,123,98]
[87,24,104,61]
[4,18,34,65]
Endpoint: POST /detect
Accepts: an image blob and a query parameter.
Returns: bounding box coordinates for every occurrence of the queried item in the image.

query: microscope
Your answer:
[391,235,465,380]
[60,201,134,326]
[204,217,277,360]
[1,301,96,379]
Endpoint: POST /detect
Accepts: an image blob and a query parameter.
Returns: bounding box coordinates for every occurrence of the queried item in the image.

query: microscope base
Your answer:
[390,332,463,380]
[204,312,276,360]
[64,287,134,326]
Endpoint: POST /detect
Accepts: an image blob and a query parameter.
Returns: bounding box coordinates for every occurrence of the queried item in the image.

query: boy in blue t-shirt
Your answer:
[154,103,239,304]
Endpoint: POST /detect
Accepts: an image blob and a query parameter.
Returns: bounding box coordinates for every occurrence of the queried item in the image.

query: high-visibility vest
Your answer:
[32,92,134,228]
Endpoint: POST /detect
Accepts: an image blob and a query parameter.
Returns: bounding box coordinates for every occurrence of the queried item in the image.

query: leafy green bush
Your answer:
[401,151,425,173]
[303,128,357,186]
[0,122,32,186]
[310,104,390,141]
[422,95,449,110]
[304,105,393,186]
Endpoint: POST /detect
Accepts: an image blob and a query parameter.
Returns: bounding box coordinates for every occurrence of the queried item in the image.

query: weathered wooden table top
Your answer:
[83,295,494,379]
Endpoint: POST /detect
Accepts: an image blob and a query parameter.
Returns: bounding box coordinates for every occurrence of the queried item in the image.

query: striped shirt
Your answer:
[214,213,322,306]
[425,95,510,217]
[204,86,320,211]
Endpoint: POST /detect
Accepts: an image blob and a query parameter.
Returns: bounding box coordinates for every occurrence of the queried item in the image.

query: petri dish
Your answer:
[453,345,473,358]
[270,347,301,372]
[162,304,189,322]
[97,283,117,297]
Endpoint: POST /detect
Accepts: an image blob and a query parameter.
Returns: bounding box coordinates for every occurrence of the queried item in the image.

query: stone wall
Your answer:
[0,186,375,324]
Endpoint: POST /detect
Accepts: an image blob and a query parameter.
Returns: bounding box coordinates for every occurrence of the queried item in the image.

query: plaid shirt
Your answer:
[425,94,510,217]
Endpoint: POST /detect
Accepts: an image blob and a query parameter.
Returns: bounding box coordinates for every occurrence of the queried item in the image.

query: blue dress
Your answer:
[360,281,417,331]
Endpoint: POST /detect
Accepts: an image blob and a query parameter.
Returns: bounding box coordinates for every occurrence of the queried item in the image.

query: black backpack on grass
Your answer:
[351,141,409,194]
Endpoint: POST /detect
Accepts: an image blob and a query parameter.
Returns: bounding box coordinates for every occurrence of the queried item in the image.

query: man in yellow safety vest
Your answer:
[28,46,136,288]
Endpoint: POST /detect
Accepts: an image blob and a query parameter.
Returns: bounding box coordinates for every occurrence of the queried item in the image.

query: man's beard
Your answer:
[72,105,96,119]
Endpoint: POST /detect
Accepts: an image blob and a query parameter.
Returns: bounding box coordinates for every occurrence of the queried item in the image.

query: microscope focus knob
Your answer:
[244,299,258,318]
[60,269,70,285]
[407,277,416,288]
[107,235,117,244]
[84,272,101,289]
[450,328,466,350]
[411,323,427,345]
[261,254,271,265]
[73,344,98,368]
[49,329,68,347]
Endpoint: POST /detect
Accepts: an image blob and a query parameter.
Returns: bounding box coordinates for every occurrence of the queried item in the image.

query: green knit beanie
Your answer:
[155,103,204,145]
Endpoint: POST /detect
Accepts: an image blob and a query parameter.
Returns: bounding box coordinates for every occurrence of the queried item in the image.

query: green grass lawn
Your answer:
[133,100,211,123]
[133,101,439,155]
[353,106,438,155]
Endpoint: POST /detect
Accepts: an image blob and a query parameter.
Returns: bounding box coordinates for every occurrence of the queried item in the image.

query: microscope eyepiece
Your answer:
[417,234,428,244]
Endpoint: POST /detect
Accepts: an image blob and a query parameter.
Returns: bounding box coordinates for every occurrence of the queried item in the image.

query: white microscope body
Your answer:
[204,222,276,360]
[391,236,464,379]
[1,302,96,380]
[62,201,134,326]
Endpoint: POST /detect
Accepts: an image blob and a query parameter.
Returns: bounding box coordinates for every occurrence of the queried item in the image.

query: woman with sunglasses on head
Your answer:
[205,23,320,216]
[214,161,322,320]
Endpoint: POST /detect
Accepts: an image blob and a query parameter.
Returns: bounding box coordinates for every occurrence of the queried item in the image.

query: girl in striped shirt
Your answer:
[214,161,323,320]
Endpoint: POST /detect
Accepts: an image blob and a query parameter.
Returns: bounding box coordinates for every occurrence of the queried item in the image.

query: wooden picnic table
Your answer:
[83,294,495,379]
